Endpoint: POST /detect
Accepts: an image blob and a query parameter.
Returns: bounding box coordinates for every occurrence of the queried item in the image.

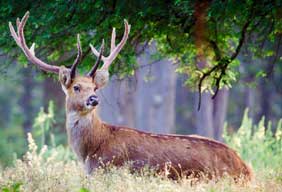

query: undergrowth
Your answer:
[0,109,281,192]
[224,109,282,170]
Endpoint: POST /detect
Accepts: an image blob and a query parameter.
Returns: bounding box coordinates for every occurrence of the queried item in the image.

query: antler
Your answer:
[70,34,82,78]
[87,39,105,77]
[89,20,130,75]
[9,11,82,76]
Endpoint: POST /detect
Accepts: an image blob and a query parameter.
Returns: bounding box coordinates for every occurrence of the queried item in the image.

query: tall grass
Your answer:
[0,109,281,191]
[223,109,282,170]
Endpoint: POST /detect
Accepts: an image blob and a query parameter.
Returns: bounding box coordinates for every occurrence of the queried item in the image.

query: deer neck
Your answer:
[65,108,110,161]
[66,108,101,129]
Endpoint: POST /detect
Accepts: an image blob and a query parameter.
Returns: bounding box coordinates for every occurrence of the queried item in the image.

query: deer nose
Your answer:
[87,95,99,106]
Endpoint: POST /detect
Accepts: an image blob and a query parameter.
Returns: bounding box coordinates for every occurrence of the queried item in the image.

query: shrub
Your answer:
[223,109,282,170]
[0,100,67,166]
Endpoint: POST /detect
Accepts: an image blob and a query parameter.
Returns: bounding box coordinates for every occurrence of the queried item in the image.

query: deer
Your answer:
[9,12,252,181]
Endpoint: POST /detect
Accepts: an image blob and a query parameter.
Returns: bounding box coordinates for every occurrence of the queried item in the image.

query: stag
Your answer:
[9,12,252,181]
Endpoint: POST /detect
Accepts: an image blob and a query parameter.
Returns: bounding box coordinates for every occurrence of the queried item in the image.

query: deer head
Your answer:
[9,11,130,114]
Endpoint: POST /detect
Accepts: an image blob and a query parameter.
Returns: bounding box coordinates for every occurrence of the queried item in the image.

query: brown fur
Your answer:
[61,74,252,182]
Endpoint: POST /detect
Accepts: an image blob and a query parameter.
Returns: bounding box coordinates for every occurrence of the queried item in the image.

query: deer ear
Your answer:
[93,69,109,89]
[59,66,72,88]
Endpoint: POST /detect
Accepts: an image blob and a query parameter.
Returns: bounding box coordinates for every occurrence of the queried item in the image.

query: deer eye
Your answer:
[73,85,80,92]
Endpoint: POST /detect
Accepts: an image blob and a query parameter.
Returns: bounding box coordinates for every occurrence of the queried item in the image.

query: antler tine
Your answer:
[88,39,105,77]
[16,18,21,42]
[16,18,20,27]
[18,12,31,53]
[9,22,20,47]
[102,19,130,70]
[89,43,106,60]
[111,27,116,52]
[70,34,82,78]
[9,11,60,74]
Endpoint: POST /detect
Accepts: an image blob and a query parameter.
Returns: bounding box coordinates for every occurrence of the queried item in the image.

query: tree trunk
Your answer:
[116,78,136,127]
[19,67,35,137]
[43,76,64,110]
[194,88,229,140]
[213,87,229,141]
[98,77,136,128]
[195,92,214,138]
[244,85,256,120]
[98,78,119,124]
[135,44,176,133]
[193,0,222,139]
[175,76,195,134]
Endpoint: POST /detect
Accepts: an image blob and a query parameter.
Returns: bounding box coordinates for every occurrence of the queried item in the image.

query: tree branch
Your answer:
[198,10,253,109]
[266,35,282,78]
[230,20,251,61]
[209,40,222,61]
[197,64,219,110]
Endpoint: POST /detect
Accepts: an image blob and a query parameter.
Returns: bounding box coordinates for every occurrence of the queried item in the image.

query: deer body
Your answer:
[66,106,251,180]
[10,12,252,181]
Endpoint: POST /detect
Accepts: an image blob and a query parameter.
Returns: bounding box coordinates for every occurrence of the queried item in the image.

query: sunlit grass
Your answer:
[1,109,282,191]
[0,134,281,192]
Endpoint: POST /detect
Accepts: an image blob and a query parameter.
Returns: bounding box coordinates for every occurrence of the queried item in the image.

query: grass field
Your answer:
[1,112,282,191]
[0,133,281,192]
[0,156,281,192]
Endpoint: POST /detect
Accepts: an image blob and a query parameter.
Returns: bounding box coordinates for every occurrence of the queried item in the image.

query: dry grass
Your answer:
[0,134,281,192]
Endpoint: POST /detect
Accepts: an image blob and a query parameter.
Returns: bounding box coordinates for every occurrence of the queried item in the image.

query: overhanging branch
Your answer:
[230,20,251,61]
[197,9,254,110]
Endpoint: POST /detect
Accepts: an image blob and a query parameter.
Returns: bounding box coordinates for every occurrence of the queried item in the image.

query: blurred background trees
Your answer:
[0,0,281,165]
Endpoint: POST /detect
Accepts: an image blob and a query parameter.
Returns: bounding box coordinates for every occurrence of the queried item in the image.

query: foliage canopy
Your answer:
[1,1,281,93]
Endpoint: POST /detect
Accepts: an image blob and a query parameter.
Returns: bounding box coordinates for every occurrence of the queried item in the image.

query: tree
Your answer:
[1,1,281,138]
[1,1,280,80]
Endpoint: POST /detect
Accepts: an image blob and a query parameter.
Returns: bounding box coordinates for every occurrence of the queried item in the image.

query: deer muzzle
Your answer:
[87,95,99,107]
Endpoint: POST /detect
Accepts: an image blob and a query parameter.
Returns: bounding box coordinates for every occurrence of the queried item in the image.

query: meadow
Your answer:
[0,110,281,192]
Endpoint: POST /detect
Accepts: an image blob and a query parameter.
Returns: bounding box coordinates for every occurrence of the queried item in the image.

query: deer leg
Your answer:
[84,156,100,175]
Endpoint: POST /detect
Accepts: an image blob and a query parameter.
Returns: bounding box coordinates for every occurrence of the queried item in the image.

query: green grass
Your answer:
[0,109,282,191]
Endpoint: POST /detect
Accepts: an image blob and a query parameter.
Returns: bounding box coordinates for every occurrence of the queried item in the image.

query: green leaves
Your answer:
[1,182,22,192]
[224,109,282,170]
[33,101,55,147]
[79,188,90,192]
[1,0,281,90]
